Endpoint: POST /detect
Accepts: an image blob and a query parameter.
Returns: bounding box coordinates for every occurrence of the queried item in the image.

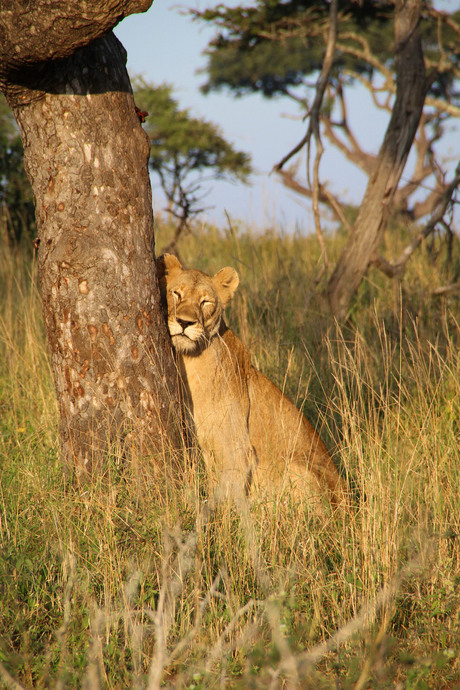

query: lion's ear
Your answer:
[213,267,239,306]
[156,253,183,289]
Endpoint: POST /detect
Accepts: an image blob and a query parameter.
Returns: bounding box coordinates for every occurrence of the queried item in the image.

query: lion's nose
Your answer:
[177,317,196,331]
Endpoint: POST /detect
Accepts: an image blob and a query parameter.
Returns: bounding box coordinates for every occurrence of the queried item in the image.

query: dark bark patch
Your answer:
[101,322,115,345]
[73,383,85,397]
[87,324,98,341]
[78,279,89,294]
[80,360,90,378]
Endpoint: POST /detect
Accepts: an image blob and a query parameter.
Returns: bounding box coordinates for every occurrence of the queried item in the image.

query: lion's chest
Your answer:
[179,344,248,451]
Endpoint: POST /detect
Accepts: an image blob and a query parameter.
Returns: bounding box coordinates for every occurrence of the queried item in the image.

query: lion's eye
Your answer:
[171,290,181,302]
[200,298,213,308]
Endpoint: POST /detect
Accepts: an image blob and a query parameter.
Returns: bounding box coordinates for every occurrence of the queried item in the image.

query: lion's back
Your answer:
[209,327,346,504]
[248,367,324,463]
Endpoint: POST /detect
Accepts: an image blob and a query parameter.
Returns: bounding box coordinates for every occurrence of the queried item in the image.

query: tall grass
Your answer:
[0,223,459,688]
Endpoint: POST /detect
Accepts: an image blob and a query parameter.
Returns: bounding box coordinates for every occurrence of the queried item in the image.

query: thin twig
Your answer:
[372,161,460,277]
[312,137,329,269]
[204,599,260,672]
[270,543,433,684]
[146,502,213,690]
[274,0,337,272]
[167,571,225,664]
[273,0,338,175]
[0,664,26,690]
[236,498,300,687]
[432,281,460,295]
[146,525,199,690]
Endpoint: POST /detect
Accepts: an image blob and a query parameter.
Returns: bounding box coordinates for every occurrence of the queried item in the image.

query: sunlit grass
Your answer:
[0,223,459,687]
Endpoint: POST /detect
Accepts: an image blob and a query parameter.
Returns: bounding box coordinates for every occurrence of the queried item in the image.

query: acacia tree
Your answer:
[0,1,181,476]
[193,0,460,319]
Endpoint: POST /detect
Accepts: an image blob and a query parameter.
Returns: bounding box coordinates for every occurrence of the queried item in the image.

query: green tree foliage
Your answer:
[0,95,35,245]
[194,1,459,103]
[133,78,251,249]
[197,0,395,97]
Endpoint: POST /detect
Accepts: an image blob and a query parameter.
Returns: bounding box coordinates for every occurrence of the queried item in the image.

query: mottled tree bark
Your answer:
[324,0,427,321]
[0,2,181,476]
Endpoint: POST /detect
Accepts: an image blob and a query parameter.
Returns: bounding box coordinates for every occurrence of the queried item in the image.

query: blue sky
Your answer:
[114,0,459,233]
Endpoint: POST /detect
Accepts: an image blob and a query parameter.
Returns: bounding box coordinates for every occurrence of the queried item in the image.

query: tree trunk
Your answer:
[1,4,181,476]
[324,0,426,321]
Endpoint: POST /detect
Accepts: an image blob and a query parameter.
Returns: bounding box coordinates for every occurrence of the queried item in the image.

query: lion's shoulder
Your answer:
[219,324,254,380]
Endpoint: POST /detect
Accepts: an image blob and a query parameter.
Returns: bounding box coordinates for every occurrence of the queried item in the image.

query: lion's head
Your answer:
[156,254,239,355]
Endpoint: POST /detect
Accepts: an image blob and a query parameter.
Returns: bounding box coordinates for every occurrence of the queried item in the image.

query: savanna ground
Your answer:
[0,218,459,689]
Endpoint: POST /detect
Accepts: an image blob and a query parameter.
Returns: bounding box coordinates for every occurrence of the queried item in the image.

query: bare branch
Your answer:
[321,84,375,176]
[432,281,460,295]
[393,162,460,266]
[274,0,338,271]
[293,543,431,678]
[372,161,460,276]
[337,33,394,87]
[425,96,460,118]
[273,0,337,174]
[0,664,26,690]
[277,168,352,232]
[372,252,405,279]
[339,33,460,119]
[343,69,393,112]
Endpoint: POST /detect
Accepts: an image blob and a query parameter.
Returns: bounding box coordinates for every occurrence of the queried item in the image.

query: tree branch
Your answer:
[393,162,460,265]
[321,84,375,176]
[372,161,460,276]
[273,0,337,174]
[432,281,460,295]
[277,168,352,232]
[274,0,338,271]
[0,0,152,98]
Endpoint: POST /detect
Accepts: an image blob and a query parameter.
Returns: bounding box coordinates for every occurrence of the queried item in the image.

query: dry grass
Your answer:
[0,224,459,688]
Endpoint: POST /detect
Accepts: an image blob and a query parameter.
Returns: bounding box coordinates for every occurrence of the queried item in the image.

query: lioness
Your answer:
[157,254,346,507]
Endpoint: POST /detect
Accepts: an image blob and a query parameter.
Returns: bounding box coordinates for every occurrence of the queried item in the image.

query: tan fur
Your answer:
[156,254,347,507]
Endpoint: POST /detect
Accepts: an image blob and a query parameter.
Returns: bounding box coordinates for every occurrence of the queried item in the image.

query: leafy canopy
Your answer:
[194,0,396,97]
[193,1,460,103]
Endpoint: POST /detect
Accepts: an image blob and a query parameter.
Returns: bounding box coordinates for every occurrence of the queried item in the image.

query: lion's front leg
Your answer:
[194,398,256,503]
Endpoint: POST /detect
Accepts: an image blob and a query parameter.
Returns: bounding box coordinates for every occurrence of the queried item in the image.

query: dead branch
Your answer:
[337,33,394,86]
[268,539,434,685]
[392,162,460,266]
[432,282,460,295]
[204,599,261,673]
[343,69,394,111]
[372,252,405,279]
[274,0,338,271]
[372,161,460,277]
[146,507,211,690]
[339,26,460,117]
[0,664,26,690]
[277,168,352,232]
[321,83,375,175]
[273,0,337,174]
